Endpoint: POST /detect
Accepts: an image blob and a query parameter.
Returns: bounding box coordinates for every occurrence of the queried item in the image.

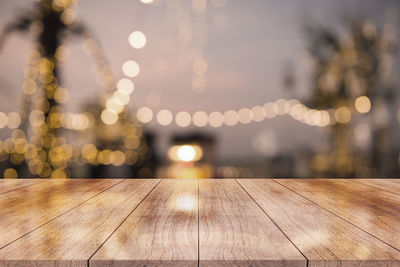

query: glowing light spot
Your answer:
[7,112,21,129]
[175,111,191,127]
[335,106,351,124]
[136,107,153,124]
[54,87,69,103]
[117,78,134,95]
[192,111,208,127]
[29,110,45,127]
[209,111,224,127]
[355,96,371,114]
[238,108,253,124]
[251,106,265,122]
[264,102,277,118]
[122,60,140,77]
[140,0,154,4]
[128,31,147,49]
[177,145,197,162]
[176,194,196,212]
[101,109,118,125]
[224,110,238,126]
[3,168,18,179]
[192,59,208,75]
[156,109,173,126]
[106,98,124,114]
[0,112,8,128]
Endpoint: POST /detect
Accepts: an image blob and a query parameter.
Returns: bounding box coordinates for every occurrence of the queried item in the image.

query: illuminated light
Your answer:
[136,106,153,124]
[192,111,208,127]
[192,59,208,75]
[312,111,322,126]
[177,145,197,162]
[223,110,238,126]
[128,31,147,49]
[82,38,98,55]
[208,111,224,127]
[176,194,196,211]
[192,75,207,93]
[60,8,76,25]
[111,151,126,166]
[125,136,140,149]
[54,87,70,103]
[354,96,371,114]
[0,112,8,128]
[117,78,134,95]
[113,91,130,105]
[289,103,306,119]
[98,149,113,165]
[38,58,54,73]
[55,45,70,61]
[304,109,316,126]
[238,108,253,124]
[192,0,207,14]
[175,111,191,127]
[29,110,45,127]
[23,79,37,95]
[251,106,265,122]
[264,102,277,118]
[24,66,38,80]
[81,144,97,161]
[273,99,290,115]
[50,168,67,179]
[122,60,140,77]
[140,0,154,4]
[101,109,118,125]
[320,111,331,127]
[334,106,351,124]
[7,112,21,129]
[4,139,15,153]
[106,98,124,114]
[3,168,18,179]
[156,109,173,126]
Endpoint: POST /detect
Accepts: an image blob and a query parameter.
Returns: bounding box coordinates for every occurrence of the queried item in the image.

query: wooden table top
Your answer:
[0,179,399,267]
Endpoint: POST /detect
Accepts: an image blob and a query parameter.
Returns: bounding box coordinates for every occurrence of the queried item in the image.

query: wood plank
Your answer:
[0,179,44,195]
[0,179,159,267]
[90,179,198,267]
[350,179,400,195]
[199,179,306,267]
[276,179,400,253]
[0,179,121,249]
[238,179,400,266]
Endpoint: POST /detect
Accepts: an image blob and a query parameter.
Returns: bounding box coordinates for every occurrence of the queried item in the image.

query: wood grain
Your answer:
[0,179,121,249]
[199,179,306,267]
[90,179,198,267]
[350,179,400,195]
[276,179,400,253]
[0,179,44,195]
[0,179,159,267]
[238,179,400,267]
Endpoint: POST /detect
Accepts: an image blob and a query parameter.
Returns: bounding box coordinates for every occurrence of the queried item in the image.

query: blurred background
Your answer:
[0,0,399,179]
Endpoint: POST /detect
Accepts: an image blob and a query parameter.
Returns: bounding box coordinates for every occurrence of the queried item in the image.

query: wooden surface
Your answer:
[0,179,44,195]
[0,179,399,266]
[199,179,305,266]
